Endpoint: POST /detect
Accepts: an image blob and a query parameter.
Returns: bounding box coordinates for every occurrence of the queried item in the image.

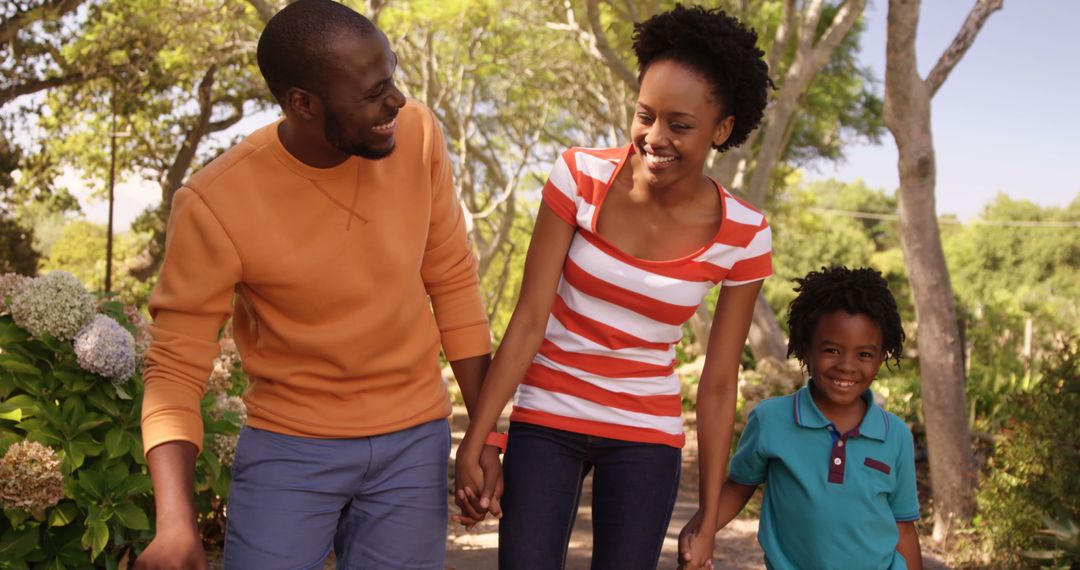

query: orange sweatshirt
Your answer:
[141,100,491,453]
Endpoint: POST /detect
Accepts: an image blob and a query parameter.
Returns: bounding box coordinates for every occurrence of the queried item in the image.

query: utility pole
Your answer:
[105,85,130,294]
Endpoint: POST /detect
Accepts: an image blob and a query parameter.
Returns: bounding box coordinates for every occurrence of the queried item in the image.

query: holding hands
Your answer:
[452,440,504,529]
[678,509,716,569]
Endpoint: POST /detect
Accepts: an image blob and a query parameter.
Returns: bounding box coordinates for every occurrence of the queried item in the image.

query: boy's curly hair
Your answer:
[632,4,773,152]
[786,266,905,368]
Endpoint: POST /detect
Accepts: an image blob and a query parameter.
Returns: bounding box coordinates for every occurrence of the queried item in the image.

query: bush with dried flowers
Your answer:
[0,272,245,567]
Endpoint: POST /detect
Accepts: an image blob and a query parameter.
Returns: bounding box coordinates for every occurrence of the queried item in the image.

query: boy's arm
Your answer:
[896,521,923,570]
[717,479,758,528]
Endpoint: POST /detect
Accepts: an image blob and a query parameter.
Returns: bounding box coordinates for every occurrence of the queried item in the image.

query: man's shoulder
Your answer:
[185,121,280,196]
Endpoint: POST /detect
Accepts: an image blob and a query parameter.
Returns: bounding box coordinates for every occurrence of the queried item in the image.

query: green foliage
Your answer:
[0,309,152,568]
[975,337,1080,566]
[0,293,242,567]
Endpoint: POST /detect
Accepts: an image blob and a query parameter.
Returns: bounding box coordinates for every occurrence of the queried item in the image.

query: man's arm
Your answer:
[134,442,205,569]
[137,188,242,568]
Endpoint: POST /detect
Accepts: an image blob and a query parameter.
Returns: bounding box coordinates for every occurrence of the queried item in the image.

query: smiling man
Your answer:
[134,1,492,568]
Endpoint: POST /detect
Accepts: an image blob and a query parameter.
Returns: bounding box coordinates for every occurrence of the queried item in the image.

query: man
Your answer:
[135,1,498,568]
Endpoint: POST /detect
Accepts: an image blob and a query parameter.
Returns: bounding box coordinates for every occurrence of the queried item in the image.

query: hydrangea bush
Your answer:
[0,272,245,567]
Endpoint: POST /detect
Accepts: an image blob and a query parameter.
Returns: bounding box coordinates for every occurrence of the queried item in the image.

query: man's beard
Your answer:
[323,106,395,160]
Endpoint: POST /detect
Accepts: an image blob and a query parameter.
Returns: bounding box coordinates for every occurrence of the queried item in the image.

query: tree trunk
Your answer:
[883,0,1001,539]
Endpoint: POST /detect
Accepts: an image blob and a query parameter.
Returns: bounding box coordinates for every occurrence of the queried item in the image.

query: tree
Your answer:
[3,0,273,282]
[883,0,1003,539]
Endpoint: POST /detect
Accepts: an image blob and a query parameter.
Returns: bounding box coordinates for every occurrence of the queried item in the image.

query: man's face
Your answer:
[319,32,406,160]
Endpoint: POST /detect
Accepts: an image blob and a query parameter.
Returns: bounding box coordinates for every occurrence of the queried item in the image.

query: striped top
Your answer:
[510,144,773,448]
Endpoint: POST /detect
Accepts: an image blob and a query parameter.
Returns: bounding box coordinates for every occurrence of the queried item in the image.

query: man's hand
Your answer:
[134,525,207,570]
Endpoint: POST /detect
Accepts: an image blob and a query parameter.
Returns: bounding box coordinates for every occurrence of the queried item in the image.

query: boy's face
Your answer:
[807,311,886,411]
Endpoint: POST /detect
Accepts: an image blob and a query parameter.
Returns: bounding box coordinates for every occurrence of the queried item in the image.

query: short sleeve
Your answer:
[890,426,921,522]
[722,221,773,287]
[728,408,768,485]
[540,149,579,226]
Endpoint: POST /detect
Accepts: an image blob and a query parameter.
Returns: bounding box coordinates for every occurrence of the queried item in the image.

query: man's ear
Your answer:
[284,87,319,121]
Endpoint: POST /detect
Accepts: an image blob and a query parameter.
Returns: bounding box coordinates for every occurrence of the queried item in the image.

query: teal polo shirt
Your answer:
[729,384,920,570]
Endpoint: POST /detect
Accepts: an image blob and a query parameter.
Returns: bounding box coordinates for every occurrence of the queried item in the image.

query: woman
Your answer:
[456,6,773,568]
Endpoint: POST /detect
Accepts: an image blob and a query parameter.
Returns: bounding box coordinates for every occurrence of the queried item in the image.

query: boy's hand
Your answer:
[678,510,715,569]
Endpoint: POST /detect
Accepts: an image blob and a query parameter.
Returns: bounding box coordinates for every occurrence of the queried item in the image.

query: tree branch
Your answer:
[925,0,1003,97]
[584,0,638,90]
[0,0,87,44]
[162,65,218,200]
[0,72,89,107]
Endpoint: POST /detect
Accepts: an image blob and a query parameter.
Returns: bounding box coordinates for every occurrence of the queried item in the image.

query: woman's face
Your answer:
[631,59,733,188]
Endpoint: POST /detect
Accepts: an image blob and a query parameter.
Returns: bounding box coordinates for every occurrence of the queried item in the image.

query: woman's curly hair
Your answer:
[632,4,773,152]
[786,266,906,369]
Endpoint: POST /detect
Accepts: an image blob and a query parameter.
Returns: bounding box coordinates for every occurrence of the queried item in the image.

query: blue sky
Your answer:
[76,0,1080,230]
[805,0,1080,219]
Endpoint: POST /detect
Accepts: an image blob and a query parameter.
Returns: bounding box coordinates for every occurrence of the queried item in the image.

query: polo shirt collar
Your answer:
[793,382,890,441]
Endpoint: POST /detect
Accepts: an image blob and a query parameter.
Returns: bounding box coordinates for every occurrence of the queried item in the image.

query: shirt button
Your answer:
[834,457,843,466]
[837,441,844,448]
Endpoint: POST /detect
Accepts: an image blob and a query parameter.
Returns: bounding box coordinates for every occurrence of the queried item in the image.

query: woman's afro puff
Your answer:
[632,4,773,152]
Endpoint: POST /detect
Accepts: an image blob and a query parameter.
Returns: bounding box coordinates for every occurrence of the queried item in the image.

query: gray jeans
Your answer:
[223,420,451,569]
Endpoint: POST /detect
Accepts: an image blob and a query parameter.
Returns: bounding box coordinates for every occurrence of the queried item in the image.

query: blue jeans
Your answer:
[498,422,681,569]
[223,420,451,569]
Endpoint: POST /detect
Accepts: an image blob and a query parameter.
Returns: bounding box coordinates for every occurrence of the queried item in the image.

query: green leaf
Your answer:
[114,383,131,400]
[47,502,79,527]
[77,470,106,500]
[74,418,109,435]
[112,503,149,531]
[105,463,128,489]
[0,353,42,377]
[104,427,129,458]
[82,519,109,560]
[0,317,29,344]
[117,473,152,497]
[0,524,40,559]
[0,405,22,422]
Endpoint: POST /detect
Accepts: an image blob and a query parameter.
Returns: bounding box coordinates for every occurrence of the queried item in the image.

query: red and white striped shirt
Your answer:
[510,144,773,448]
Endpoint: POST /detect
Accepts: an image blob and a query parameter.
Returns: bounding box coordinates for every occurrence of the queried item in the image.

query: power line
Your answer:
[807,207,1080,228]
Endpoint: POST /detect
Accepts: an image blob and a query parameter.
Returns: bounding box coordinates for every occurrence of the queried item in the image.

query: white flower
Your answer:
[10,271,95,340]
[73,314,137,383]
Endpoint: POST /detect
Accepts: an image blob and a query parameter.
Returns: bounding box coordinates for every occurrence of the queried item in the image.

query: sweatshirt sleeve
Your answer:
[141,188,243,454]
[418,107,491,361]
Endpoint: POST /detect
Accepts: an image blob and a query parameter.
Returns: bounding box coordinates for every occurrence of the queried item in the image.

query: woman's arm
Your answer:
[687,281,762,567]
[454,204,576,508]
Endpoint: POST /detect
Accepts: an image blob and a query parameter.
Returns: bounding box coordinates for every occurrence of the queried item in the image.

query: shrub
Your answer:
[975,336,1080,567]
[0,272,243,567]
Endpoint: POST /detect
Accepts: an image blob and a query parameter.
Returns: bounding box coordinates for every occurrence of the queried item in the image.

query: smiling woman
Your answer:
[453,6,774,570]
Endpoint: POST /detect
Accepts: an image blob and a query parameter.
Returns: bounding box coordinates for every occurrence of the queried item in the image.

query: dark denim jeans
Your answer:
[498,422,681,570]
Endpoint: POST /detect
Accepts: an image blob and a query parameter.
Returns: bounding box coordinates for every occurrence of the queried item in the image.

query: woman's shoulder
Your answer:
[712,183,769,228]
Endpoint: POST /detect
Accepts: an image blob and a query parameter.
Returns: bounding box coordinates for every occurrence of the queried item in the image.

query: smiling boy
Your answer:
[680,267,923,569]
